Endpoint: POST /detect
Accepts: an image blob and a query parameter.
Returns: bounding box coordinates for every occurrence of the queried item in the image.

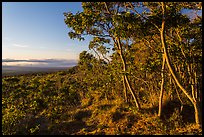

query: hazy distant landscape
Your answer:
[2,59,77,76]
[2,66,72,76]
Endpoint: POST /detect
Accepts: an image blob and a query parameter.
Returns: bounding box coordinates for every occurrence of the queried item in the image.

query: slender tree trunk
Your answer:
[193,102,201,126]
[106,6,140,109]
[172,77,184,113]
[123,75,128,102]
[124,75,141,109]
[116,37,141,110]
[194,71,198,100]
[158,54,165,117]
[160,2,193,105]
[160,2,201,126]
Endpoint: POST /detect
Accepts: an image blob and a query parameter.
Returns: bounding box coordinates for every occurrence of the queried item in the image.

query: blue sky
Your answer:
[2,2,91,60]
[2,2,202,62]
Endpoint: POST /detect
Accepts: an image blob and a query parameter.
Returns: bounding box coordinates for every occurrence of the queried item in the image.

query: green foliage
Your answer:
[2,70,82,135]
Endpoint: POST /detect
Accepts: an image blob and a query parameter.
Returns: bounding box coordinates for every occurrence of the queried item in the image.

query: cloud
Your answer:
[2,62,48,66]
[13,43,29,48]
[2,59,77,67]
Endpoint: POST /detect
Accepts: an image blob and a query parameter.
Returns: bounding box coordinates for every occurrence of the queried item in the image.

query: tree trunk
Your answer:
[172,77,184,113]
[124,75,141,109]
[158,54,165,117]
[193,102,201,126]
[116,37,141,110]
[160,2,201,126]
[123,75,128,102]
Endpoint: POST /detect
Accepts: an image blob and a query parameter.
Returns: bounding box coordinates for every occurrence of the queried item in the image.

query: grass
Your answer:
[48,91,202,135]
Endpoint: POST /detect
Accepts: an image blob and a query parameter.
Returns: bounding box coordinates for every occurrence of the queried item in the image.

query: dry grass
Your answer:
[51,90,202,135]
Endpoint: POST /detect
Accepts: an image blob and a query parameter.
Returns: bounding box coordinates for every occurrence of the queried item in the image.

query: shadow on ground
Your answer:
[15,115,51,135]
[139,100,196,124]
[52,110,97,135]
[161,100,195,124]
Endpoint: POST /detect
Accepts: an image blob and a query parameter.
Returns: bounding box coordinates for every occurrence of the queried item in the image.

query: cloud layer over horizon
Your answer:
[2,58,77,67]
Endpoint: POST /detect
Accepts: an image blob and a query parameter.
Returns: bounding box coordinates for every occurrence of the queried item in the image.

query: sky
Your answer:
[2,2,202,67]
[2,2,91,61]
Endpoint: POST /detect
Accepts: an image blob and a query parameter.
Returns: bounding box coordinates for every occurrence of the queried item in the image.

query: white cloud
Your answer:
[2,59,77,67]
[2,61,48,66]
[13,43,29,48]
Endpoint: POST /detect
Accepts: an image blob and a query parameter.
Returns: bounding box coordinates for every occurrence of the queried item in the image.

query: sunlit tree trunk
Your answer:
[116,37,141,110]
[123,76,128,102]
[158,54,165,117]
[160,2,201,126]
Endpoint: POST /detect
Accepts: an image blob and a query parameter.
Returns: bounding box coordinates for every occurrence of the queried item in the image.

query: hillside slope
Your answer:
[2,68,202,135]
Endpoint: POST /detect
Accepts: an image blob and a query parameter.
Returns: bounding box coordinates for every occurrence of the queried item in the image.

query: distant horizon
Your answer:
[2,58,78,67]
[2,58,78,61]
